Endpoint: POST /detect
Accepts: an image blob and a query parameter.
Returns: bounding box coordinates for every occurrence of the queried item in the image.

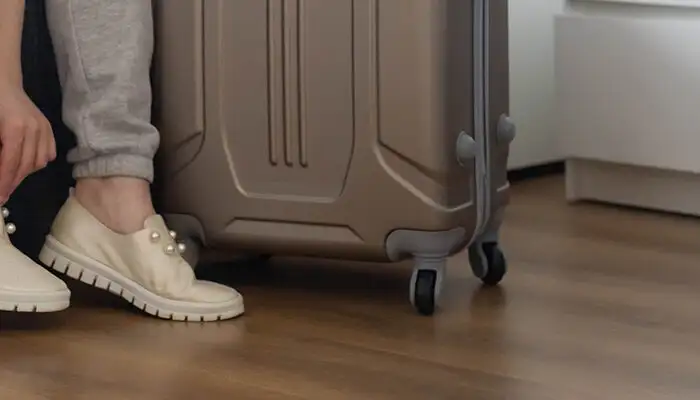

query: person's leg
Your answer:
[42,0,243,321]
[46,0,158,232]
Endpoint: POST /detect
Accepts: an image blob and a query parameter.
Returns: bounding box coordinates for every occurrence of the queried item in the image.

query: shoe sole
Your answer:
[39,235,244,322]
[0,293,70,313]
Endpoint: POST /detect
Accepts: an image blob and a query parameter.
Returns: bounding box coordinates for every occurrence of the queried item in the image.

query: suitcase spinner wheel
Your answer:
[412,269,441,316]
[409,241,507,316]
[410,257,446,316]
[468,242,507,286]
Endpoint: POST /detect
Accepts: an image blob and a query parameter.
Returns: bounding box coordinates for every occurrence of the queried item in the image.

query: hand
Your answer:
[0,83,56,202]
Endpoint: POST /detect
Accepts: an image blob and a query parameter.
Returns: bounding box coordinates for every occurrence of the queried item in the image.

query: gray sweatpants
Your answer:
[45,0,159,182]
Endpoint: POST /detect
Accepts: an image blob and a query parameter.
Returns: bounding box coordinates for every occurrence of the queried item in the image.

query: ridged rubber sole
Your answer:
[0,293,70,313]
[39,235,244,322]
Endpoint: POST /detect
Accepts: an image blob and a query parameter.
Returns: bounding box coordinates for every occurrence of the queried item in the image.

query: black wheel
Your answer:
[413,269,438,316]
[468,242,507,286]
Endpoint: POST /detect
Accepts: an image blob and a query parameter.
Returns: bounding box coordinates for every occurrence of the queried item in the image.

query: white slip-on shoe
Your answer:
[0,207,71,313]
[38,195,244,322]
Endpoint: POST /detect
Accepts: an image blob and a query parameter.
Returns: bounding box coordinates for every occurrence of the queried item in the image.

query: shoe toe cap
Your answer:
[0,244,69,294]
[189,281,243,305]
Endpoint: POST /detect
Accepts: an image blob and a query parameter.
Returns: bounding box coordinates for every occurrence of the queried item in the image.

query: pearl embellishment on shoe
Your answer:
[164,244,176,255]
[5,223,16,235]
[1,207,9,218]
[151,228,184,256]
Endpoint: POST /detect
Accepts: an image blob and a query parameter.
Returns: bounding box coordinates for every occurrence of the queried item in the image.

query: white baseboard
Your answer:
[566,158,700,216]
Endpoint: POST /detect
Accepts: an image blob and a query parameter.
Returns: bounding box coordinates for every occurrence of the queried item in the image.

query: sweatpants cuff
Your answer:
[72,154,154,183]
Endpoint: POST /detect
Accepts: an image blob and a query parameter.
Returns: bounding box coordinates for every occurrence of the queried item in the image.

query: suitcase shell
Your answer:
[152,0,515,314]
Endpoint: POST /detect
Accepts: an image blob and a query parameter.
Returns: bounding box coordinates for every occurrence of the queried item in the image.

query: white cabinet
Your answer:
[556,0,700,215]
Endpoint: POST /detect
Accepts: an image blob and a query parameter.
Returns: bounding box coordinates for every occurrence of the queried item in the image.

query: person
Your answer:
[0,0,243,321]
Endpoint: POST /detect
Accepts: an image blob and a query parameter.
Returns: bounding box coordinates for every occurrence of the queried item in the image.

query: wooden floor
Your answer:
[2,175,700,399]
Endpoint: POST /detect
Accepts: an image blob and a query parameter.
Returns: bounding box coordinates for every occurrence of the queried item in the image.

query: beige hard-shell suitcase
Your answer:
[152,0,516,315]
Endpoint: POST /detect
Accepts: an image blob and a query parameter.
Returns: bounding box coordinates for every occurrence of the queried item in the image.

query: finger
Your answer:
[0,120,24,202]
[33,127,48,172]
[46,120,56,162]
[34,118,53,171]
[12,120,37,190]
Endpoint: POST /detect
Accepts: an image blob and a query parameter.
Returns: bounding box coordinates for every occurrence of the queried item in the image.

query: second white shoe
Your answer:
[39,195,244,322]
[0,207,71,313]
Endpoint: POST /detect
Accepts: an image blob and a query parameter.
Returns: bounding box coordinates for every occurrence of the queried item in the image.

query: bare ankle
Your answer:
[74,177,155,234]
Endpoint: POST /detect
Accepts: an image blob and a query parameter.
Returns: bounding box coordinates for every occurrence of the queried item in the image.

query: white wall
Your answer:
[507,0,565,169]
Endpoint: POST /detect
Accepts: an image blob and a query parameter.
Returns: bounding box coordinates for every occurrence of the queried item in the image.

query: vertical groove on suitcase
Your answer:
[297,0,308,167]
[282,0,296,167]
[268,0,310,168]
[267,0,281,166]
